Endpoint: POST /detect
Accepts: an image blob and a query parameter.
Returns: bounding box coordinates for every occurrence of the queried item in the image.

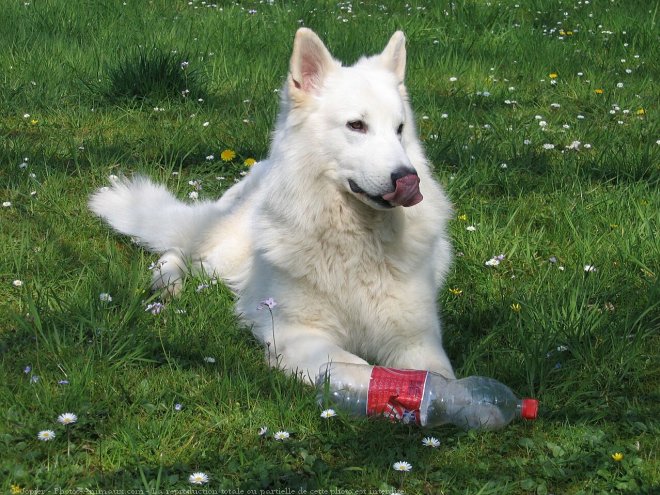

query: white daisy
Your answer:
[258,426,268,436]
[584,264,597,273]
[485,254,505,267]
[57,412,78,425]
[99,292,113,302]
[37,430,56,441]
[188,472,209,485]
[273,431,290,441]
[422,436,441,448]
[320,409,337,419]
[13,280,23,287]
[392,460,412,472]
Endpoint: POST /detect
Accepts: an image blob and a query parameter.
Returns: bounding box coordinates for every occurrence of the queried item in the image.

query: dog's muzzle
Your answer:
[349,168,423,208]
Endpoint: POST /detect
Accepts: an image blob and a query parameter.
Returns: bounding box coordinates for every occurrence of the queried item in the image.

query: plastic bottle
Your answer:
[317,363,538,430]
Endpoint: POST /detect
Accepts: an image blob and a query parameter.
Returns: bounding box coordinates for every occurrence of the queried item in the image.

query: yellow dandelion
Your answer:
[611,452,624,462]
[244,157,257,167]
[636,108,645,116]
[220,149,236,162]
[457,214,468,221]
[549,73,558,79]
[566,31,574,35]
[449,288,463,296]
[30,119,39,125]
[511,303,522,313]
[594,88,604,95]
[11,485,21,495]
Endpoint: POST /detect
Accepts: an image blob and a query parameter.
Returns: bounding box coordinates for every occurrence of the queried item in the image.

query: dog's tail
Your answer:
[89,176,217,253]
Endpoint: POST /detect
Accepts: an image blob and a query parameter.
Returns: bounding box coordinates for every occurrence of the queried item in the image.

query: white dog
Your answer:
[90,29,455,383]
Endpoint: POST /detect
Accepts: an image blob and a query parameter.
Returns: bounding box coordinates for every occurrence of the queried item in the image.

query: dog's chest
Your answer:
[261,199,435,307]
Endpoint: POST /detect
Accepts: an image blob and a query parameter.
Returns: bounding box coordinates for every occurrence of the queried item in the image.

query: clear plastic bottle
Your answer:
[317,363,538,430]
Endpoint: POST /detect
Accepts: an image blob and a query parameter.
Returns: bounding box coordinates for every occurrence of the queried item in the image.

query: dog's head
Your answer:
[283,28,422,210]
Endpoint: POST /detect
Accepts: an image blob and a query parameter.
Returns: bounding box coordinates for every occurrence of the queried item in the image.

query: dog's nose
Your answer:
[391,166,418,187]
[383,166,423,207]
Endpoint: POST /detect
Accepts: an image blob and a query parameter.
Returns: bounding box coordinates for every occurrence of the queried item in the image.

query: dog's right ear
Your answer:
[288,28,337,100]
[380,31,406,84]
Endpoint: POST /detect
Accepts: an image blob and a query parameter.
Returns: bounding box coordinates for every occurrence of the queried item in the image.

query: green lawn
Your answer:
[1,1,658,493]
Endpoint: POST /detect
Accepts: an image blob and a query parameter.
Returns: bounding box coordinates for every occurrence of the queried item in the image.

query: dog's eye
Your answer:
[347,120,367,133]
[396,123,404,135]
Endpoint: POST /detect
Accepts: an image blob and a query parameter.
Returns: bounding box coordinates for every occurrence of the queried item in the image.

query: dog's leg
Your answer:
[150,250,187,297]
[263,326,369,384]
[384,336,455,379]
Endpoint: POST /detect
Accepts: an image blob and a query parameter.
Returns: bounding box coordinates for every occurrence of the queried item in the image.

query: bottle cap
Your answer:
[521,399,539,420]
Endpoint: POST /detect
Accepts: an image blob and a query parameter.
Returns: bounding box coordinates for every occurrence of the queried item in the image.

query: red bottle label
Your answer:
[367,367,429,425]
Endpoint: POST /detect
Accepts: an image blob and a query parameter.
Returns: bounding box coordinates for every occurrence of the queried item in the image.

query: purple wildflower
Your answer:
[257,298,277,310]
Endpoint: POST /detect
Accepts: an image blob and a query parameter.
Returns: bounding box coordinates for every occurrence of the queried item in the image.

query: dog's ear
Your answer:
[380,31,406,83]
[289,28,337,97]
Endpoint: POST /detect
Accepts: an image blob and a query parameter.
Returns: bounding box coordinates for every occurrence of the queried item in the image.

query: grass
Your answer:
[105,44,207,102]
[1,0,658,493]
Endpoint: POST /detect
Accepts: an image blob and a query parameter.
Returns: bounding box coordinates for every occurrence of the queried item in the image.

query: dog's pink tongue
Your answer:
[382,174,423,207]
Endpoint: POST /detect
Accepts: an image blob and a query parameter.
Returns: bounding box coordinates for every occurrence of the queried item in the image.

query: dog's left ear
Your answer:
[380,31,406,83]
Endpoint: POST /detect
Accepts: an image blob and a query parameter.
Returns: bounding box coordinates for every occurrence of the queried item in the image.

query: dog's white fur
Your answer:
[90,29,455,382]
